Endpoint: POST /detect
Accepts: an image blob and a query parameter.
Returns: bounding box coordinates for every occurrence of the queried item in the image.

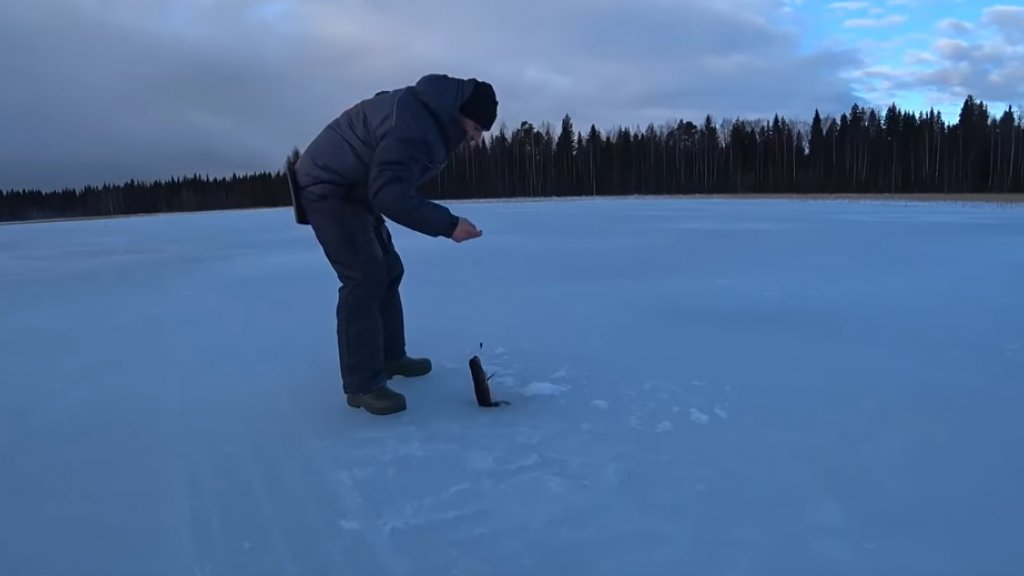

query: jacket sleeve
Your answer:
[367,133,459,238]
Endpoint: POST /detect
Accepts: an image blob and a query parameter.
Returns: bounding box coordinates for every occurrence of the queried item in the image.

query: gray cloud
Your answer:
[885,5,1024,107]
[1,0,863,191]
[936,18,974,36]
[981,4,1024,44]
[840,5,1024,115]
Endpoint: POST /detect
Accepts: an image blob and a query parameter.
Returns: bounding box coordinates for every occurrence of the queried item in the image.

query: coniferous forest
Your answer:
[2,96,1022,223]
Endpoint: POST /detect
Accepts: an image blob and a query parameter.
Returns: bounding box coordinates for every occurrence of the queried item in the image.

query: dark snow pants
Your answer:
[299,186,407,395]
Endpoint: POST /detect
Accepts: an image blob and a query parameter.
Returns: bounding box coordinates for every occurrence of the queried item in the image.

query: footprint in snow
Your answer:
[519,381,569,396]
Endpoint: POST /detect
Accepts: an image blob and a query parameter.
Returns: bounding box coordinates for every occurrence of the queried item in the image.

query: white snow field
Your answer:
[1,196,1023,576]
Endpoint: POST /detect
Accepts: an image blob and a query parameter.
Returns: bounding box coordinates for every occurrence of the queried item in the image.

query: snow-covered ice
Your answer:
[2,197,1023,575]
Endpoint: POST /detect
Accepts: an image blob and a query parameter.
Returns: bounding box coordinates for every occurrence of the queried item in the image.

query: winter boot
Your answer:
[385,355,432,379]
[346,383,407,415]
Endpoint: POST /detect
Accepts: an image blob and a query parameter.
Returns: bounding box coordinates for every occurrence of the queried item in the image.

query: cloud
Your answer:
[904,50,940,65]
[779,0,806,13]
[829,1,871,10]
[936,18,973,35]
[843,14,908,27]
[0,0,863,191]
[851,4,1024,111]
[981,4,1024,44]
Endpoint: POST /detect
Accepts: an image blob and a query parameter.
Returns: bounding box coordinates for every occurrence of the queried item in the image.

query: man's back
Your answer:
[296,75,475,199]
[294,88,404,196]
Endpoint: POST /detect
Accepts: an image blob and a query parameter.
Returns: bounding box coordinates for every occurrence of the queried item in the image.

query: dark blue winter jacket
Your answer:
[294,74,478,238]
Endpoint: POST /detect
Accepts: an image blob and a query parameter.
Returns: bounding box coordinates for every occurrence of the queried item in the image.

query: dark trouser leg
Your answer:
[301,191,392,395]
[374,224,432,379]
[375,223,407,363]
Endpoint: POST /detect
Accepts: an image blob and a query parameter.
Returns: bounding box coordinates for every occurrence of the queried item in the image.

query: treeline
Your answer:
[1,95,1021,222]
[0,172,287,223]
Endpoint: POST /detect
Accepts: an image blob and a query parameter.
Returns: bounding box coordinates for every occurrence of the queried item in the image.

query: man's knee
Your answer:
[338,259,390,303]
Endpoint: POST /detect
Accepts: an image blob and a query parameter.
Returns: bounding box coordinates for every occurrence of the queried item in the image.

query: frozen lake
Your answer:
[2,196,1022,575]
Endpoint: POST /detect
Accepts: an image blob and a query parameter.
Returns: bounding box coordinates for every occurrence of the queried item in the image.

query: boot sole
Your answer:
[386,371,431,379]
[386,367,432,379]
[346,395,407,415]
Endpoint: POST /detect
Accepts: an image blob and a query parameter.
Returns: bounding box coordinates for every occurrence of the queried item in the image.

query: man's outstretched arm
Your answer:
[367,134,459,238]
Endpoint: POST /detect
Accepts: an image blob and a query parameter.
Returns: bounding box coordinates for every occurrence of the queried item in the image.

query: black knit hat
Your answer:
[459,80,498,131]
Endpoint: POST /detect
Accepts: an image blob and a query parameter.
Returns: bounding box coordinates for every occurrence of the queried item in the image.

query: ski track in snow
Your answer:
[2,197,1023,575]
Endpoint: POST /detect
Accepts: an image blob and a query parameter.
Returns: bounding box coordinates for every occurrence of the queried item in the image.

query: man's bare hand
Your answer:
[451,216,482,242]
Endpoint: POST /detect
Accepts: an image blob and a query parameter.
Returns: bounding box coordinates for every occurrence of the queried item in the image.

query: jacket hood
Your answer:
[412,74,475,147]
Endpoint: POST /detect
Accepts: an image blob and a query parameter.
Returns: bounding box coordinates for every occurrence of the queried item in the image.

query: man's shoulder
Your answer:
[343,84,451,162]
[390,88,434,129]
[345,87,423,131]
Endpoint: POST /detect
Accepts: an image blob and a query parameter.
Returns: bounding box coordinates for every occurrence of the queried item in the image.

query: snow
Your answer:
[1,196,1023,575]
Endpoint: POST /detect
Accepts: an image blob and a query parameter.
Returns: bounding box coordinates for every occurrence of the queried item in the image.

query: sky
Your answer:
[1,0,1021,191]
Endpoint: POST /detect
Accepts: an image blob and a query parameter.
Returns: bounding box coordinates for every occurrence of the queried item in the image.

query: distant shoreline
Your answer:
[3,192,1022,226]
